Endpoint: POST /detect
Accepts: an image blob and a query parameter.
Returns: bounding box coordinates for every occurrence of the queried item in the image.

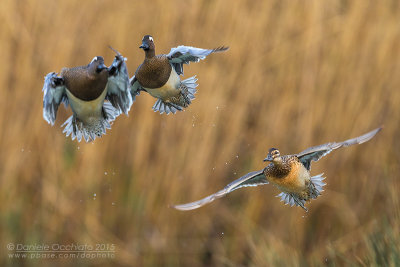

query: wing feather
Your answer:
[167,45,228,75]
[296,127,382,170]
[129,75,144,102]
[172,169,266,211]
[106,48,133,115]
[42,72,68,125]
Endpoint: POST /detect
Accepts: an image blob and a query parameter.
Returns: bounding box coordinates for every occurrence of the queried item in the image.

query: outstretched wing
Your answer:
[172,169,267,211]
[42,72,68,125]
[106,48,133,115]
[129,76,144,102]
[167,45,228,75]
[296,127,382,170]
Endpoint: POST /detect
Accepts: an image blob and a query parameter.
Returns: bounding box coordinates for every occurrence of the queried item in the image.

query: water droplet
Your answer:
[234,172,237,175]
[77,146,80,150]
[216,106,219,110]
[93,193,97,197]
[104,172,108,175]
[221,232,224,235]
[192,124,195,127]
[112,202,116,206]
[236,155,239,158]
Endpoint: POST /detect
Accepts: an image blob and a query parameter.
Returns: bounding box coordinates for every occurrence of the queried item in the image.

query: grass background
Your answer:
[1,0,399,266]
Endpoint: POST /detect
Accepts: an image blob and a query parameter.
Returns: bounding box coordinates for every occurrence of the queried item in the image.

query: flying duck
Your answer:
[42,48,132,142]
[130,35,228,114]
[172,127,382,211]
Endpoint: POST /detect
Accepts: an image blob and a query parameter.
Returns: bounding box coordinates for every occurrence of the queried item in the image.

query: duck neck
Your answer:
[145,48,155,59]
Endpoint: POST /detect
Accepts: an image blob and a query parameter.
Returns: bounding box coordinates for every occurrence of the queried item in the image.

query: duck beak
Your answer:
[96,63,107,72]
[139,41,149,50]
[263,154,273,162]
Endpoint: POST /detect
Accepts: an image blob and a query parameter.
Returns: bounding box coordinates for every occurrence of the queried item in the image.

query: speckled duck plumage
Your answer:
[172,127,382,212]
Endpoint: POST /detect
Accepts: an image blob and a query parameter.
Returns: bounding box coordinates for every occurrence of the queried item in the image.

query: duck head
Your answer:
[140,35,155,51]
[264,148,282,164]
[89,56,107,74]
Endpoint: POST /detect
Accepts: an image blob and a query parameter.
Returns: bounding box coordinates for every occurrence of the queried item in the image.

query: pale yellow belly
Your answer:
[145,68,181,101]
[66,88,107,124]
[267,163,311,194]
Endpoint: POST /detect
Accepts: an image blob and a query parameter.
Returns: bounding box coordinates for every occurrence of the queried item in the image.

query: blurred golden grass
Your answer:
[1,0,400,266]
